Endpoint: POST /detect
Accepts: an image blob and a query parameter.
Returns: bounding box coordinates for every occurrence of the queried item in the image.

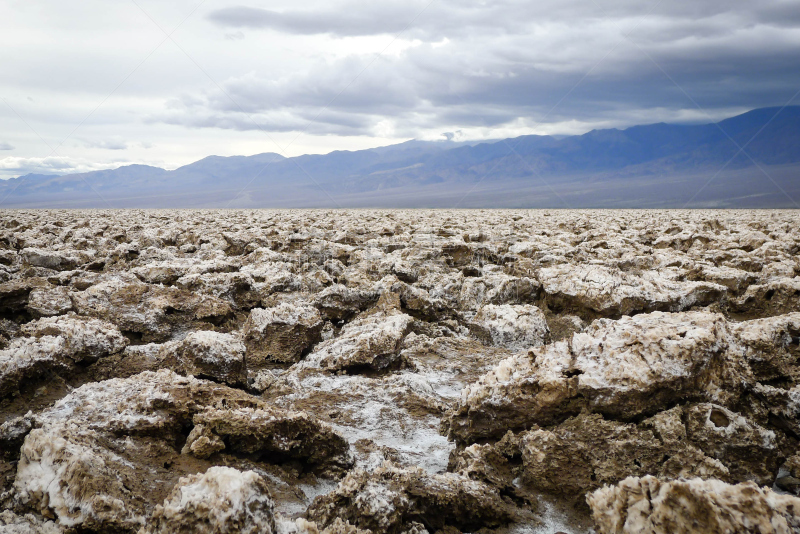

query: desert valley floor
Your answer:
[2,209,800,533]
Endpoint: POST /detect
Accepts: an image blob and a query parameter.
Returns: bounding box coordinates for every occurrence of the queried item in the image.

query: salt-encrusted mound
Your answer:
[15,422,150,530]
[0,510,62,534]
[374,277,447,322]
[175,330,246,386]
[140,467,277,534]
[306,462,515,534]
[28,370,350,467]
[537,264,727,317]
[307,307,413,373]
[92,334,246,385]
[470,303,549,350]
[185,406,351,470]
[749,383,800,436]
[71,277,232,341]
[731,312,800,385]
[452,404,778,498]
[281,518,371,534]
[130,257,239,285]
[26,286,73,318]
[457,271,540,310]
[687,264,758,294]
[587,475,800,534]
[0,277,51,316]
[0,412,34,458]
[733,277,800,317]
[0,314,128,398]
[243,303,323,365]
[241,261,303,296]
[313,285,379,320]
[20,248,83,271]
[19,314,129,361]
[174,271,264,309]
[447,311,747,442]
[13,370,351,531]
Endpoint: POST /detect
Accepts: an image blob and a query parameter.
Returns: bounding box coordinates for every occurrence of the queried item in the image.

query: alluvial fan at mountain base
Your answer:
[1,209,800,534]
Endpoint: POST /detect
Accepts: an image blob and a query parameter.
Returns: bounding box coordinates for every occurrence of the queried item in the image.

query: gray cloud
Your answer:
[207,1,800,41]
[441,131,464,141]
[208,5,416,37]
[0,142,14,151]
[0,156,120,177]
[160,4,800,139]
[83,139,129,150]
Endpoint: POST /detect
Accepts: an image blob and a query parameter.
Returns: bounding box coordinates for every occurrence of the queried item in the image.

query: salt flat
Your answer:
[2,209,800,533]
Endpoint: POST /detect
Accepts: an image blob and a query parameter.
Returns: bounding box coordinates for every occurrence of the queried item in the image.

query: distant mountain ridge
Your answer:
[2,106,799,208]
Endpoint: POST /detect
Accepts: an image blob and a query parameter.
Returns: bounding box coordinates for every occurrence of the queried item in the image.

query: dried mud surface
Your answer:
[2,209,800,534]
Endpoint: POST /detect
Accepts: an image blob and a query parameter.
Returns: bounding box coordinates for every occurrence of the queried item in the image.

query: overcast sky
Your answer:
[1,0,799,179]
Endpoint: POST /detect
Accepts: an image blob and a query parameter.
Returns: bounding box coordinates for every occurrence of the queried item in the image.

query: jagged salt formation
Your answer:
[447,310,747,442]
[588,476,800,534]
[140,467,278,534]
[0,314,127,397]
[243,302,323,366]
[1,209,799,533]
[306,462,519,533]
[13,370,350,532]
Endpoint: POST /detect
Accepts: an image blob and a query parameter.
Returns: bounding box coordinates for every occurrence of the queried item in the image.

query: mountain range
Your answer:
[2,106,799,208]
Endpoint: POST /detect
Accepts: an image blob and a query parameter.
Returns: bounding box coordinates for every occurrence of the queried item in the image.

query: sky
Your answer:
[1,0,799,179]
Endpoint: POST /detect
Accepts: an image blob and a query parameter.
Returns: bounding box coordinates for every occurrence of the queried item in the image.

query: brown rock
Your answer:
[587,476,800,534]
[71,277,232,342]
[187,405,351,473]
[13,371,351,531]
[306,462,516,534]
[733,278,800,318]
[446,311,748,443]
[731,313,800,386]
[313,284,379,321]
[243,303,323,366]
[452,405,778,499]
[175,330,246,386]
[141,467,277,534]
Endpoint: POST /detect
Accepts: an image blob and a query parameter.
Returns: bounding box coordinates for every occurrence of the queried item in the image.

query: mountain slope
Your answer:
[1,106,798,208]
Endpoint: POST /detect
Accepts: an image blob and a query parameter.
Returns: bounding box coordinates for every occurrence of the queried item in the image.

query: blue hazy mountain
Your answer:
[2,106,799,208]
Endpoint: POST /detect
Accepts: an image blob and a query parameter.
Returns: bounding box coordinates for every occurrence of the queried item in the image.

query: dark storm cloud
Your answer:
[158,106,378,136]
[164,0,800,137]
[207,1,800,39]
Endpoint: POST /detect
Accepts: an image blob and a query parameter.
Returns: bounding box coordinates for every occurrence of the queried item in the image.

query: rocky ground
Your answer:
[1,209,800,534]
